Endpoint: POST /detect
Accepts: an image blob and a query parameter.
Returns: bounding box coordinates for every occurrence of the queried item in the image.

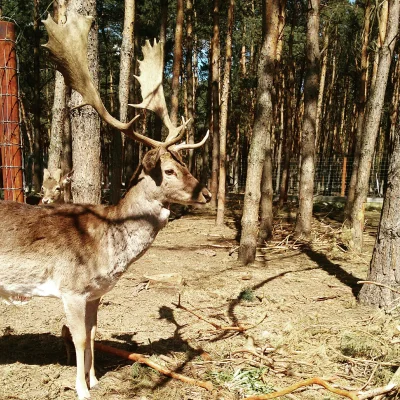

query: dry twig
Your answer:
[172,299,268,332]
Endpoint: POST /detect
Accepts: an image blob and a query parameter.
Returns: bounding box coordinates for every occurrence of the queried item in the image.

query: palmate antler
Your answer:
[42,11,207,151]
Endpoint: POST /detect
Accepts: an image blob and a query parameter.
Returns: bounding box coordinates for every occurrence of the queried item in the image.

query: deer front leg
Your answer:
[85,298,100,389]
[62,295,91,399]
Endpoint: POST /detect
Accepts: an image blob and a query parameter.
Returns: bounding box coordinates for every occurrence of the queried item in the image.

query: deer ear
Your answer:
[142,148,162,172]
[43,168,50,181]
[53,169,63,183]
[62,170,74,185]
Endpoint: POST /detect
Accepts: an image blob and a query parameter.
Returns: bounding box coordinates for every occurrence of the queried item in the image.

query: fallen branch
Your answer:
[94,342,213,391]
[62,325,213,391]
[244,377,359,400]
[358,383,396,399]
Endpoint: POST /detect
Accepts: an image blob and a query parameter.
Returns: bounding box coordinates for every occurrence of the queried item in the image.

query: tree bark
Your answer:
[294,0,320,238]
[348,0,398,251]
[279,7,296,208]
[48,0,67,174]
[170,0,184,127]
[153,0,168,142]
[186,0,195,172]
[259,0,285,242]
[358,118,400,309]
[68,0,102,204]
[238,0,280,265]
[210,0,220,209]
[216,0,234,226]
[315,26,328,148]
[345,0,371,218]
[110,0,135,204]
[32,0,42,191]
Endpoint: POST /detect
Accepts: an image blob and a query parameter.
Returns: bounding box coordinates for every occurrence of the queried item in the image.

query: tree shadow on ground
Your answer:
[302,246,362,297]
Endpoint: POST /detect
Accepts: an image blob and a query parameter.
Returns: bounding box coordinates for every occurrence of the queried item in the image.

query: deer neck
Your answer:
[117,166,169,223]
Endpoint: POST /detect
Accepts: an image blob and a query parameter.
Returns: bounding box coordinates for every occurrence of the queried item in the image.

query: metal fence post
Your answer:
[0,20,24,202]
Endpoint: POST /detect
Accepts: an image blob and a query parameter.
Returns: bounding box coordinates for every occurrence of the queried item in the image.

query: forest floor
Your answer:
[1,196,399,400]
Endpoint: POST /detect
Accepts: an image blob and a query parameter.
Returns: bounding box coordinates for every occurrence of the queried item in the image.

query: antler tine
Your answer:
[42,11,158,148]
[130,39,187,146]
[172,130,210,152]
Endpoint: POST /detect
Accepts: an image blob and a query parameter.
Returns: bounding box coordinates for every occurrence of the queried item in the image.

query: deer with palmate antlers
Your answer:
[0,11,211,400]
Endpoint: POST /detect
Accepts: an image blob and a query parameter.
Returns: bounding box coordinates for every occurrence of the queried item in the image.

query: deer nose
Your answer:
[202,188,212,203]
[42,198,49,204]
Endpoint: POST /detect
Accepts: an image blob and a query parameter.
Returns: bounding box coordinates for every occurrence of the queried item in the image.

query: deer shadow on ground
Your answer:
[0,304,206,393]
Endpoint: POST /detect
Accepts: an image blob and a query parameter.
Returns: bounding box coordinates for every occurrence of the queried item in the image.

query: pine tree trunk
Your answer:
[110,0,135,204]
[170,0,184,126]
[238,0,280,265]
[358,117,400,309]
[216,0,234,226]
[153,0,168,142]
[370,0,389,90]
[32,0,42,191]
[294,0,320,238]
[68,0,102,204]
[259,0,285,241]
[279,11,295,207]
[349,0,399,251]
[345,0,371,218]
[48,0,67,174]
[315,27,328,147]
[186,0,195,172]
[210,0,220,208]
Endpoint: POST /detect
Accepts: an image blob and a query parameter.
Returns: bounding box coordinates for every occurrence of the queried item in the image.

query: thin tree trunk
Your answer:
[170,0,184,126]
[110,0,135,204]
[279,9,296,207]
[32,0,42,191]
[154,0,168,141]
[238,0,280,265]
[259,0,285,242]
[48,0,67,174]
[210,0,220,208]
[345,0,371,218]
[294,0,320,238]
[349,0,399,251]
[68,0,102,204]
[370,0,389,90]
[216,0,234,226]
[186,0,195,171]
[315,26,328,147]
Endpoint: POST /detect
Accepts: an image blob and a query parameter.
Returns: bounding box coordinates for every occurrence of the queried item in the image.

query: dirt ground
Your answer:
[1,198,399,400]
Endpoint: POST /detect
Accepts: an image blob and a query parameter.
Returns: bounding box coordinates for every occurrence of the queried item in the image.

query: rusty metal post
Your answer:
[341,156,347,197]
[0,21,24,202]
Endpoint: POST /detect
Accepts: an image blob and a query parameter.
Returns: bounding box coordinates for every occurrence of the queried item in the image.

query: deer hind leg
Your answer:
[62,295,91,400]
[85,298,100,388]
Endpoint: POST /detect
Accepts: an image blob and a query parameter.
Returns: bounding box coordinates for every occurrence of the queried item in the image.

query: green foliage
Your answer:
[238,287,255,302]
[206,367,274,395]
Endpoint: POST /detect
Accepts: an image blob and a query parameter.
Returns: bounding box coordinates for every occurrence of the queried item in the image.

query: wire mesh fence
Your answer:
[236,155,389,199]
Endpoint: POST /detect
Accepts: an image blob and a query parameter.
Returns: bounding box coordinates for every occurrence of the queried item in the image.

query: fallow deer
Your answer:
[41,168,74,204]
[0,11,211,400]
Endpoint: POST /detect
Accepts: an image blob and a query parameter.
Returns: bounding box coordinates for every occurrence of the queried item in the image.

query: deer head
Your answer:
[41,169,74,204]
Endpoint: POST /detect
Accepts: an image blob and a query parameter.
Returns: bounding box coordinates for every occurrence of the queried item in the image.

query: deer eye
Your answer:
[165,169,175,176]
[41,186,44,193]
[55,186,61,191]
